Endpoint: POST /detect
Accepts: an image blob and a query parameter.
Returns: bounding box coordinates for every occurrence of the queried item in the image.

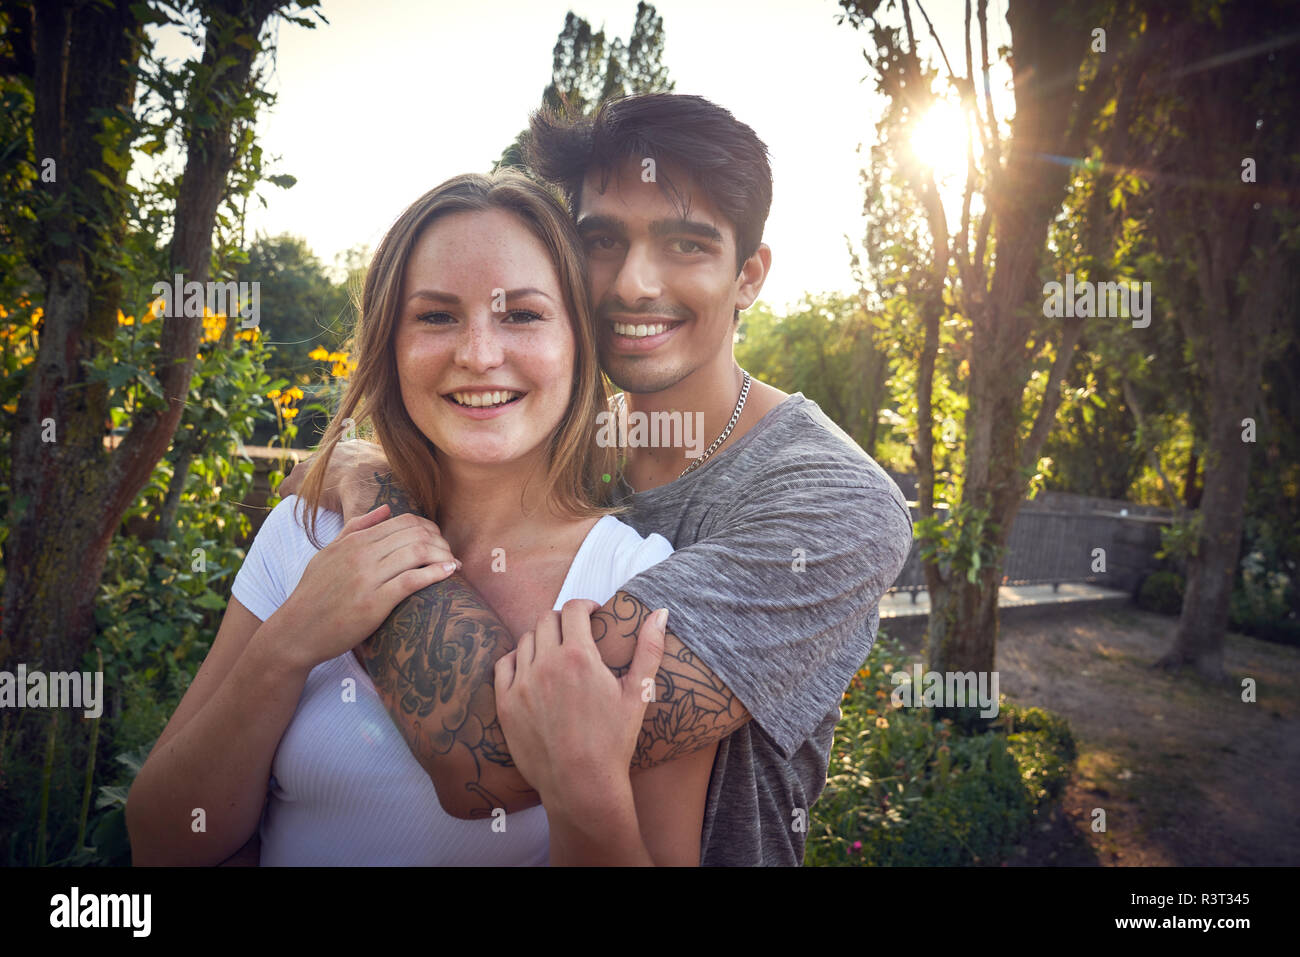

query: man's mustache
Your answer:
[595,300,693,322]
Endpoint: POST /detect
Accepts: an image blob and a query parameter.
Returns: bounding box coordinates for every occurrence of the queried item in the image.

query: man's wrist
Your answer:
[354,467,420,521]
[541,769,632,822]
[544,777,650,865]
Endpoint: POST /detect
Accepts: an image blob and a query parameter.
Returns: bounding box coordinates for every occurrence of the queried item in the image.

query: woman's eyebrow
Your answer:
[405,288,555,304]
[407,289,460,304]
[504,288,555,303]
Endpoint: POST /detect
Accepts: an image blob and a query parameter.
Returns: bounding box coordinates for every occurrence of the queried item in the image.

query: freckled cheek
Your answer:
[517,332,575,402]
[396,336,451,385]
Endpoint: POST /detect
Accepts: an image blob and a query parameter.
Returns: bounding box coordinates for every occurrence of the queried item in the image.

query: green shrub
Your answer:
[0,302,282,866]
[805,636,1077,866]
[1229,549,1299,645]
[1137,570,1185,615]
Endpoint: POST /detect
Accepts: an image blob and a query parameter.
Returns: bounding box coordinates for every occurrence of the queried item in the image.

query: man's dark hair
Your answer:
[525,93,773,275]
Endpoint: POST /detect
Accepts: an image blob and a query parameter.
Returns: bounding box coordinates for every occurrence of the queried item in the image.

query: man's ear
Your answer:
[734,243,771,313]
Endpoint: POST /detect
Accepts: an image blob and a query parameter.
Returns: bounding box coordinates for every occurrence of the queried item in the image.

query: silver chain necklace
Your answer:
[616,369,752,480]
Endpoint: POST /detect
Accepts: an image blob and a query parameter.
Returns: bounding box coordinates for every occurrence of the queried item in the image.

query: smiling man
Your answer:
[283,94,913,865]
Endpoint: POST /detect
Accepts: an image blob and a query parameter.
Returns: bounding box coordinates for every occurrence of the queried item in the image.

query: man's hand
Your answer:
[494,599,667,865]
[277,439,395,523]
[494,600,666,818]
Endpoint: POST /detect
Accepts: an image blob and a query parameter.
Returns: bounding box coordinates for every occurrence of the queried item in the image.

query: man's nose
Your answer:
[454,313,505,371]
[610,241,661,305]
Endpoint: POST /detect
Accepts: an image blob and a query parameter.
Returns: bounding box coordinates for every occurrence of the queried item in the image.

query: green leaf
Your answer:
[136,372,164,399]
[266,173,297,189]
[194,591,227,611]
[87,168,119,191]
[101,147,130,172]
[96,786,131,810]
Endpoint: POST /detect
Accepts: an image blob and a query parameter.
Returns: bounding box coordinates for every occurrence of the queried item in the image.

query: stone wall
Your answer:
[889,478,1177,597]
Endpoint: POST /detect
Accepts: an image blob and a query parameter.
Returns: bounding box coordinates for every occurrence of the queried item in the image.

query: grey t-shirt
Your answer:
[616,392,913,866]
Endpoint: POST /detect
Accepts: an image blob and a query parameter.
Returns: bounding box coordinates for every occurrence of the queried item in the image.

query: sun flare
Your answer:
[910,99,969,186]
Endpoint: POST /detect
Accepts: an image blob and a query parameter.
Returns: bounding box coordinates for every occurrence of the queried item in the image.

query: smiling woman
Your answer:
[394,207,579,464]
[295,174,617,540]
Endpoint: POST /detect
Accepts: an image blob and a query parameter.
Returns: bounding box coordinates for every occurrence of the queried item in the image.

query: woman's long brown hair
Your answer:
[295,170,620,547]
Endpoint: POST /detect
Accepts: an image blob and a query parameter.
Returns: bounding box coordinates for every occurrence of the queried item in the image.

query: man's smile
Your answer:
[606,315,687,350]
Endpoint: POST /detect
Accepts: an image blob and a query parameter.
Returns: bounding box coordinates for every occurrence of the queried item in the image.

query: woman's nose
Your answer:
[453,314,506,371]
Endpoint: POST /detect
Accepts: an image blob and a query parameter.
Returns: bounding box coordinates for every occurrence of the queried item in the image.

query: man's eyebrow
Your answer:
[575,215,627,237]
[406,288,554,304]
[577,215,725,245]
[649,218,724,244]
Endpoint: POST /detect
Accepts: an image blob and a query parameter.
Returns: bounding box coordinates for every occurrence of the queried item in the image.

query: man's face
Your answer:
[576,157,755,394]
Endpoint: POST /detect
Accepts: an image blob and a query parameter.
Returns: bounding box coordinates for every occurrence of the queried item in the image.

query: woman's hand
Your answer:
[274,503,460,671]
[494,599,667,818]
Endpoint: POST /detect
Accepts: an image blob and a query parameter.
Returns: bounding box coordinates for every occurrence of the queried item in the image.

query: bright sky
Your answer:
[154,0,1013,312]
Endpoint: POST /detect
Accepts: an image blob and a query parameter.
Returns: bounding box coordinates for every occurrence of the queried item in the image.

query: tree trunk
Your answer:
[1158,397,1254,679]
[1,1,140,671]
[1157,223,1279,678]
[1,0,279,672]
[149,448,196,542]
[1182,450,1201,509]
[1144,0,1296,678]
[918,0,1098,696]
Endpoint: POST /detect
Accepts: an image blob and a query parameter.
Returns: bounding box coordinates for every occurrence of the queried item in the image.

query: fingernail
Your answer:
[443,562,458,572]
[652,608,668,632]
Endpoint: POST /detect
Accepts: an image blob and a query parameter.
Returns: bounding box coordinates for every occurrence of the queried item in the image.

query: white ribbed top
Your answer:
[230,495,672,866]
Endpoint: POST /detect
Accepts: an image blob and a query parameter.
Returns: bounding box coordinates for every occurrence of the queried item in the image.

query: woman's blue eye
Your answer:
[416,312,454,324]
[506,310,543,323]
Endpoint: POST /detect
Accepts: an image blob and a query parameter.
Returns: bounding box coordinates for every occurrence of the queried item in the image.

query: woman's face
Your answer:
[394,208,576,471]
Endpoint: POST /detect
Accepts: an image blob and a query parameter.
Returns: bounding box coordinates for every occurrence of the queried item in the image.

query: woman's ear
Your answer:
[734,243,771,313]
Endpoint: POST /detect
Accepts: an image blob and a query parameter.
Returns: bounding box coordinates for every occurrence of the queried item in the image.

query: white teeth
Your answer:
[449,391,521,407]
[613,322,671,338]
